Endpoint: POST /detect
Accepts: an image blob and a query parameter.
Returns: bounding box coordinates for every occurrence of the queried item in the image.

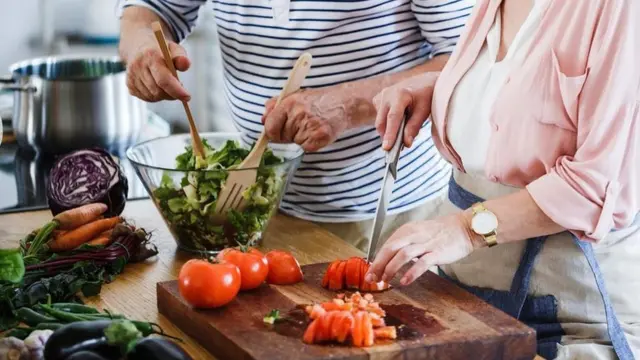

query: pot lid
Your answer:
[9,55,125,81]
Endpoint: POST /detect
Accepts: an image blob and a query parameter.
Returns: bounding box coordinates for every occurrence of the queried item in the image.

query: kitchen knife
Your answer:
[365,118,406,262]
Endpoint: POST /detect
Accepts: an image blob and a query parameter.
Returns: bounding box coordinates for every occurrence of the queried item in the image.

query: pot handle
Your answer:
[0,76,36,92]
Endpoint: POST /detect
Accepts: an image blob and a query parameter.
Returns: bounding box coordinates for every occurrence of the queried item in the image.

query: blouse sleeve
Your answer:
[526,0,640,242]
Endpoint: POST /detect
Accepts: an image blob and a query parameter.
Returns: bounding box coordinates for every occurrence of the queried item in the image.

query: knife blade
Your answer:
[365,118,406,262]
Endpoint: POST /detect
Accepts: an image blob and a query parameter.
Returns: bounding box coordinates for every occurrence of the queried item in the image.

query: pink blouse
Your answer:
[431,0,640,241]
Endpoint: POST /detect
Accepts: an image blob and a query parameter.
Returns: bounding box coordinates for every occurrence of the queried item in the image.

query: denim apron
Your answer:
[443,176,635,360]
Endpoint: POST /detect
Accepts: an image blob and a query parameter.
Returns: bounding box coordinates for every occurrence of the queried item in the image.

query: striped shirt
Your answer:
[119,0,474,222]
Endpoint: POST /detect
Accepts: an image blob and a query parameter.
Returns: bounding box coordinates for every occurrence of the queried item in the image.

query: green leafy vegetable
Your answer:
[263,309,280,325]
[0,248,25,284]
[153,140,286,251]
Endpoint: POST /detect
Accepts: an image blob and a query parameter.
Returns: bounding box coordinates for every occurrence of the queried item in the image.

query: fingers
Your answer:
[364,235,415,283]
[169,42,191,72]
[400,252,439,285]
[262,98,278,124]
[378,243,427,283]
[373,94,389,141]
[149,59,191,101]
[124,42,191,102]
[263,97,290,142]
[403,99,429,148]
[141,68,171,101]
[382,89,412,150]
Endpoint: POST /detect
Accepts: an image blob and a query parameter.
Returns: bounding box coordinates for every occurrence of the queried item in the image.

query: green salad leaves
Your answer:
[153,140,285,252]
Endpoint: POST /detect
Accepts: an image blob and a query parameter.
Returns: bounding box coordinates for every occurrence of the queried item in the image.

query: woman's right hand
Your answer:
[372,73,438,150]
[119,29,191,103]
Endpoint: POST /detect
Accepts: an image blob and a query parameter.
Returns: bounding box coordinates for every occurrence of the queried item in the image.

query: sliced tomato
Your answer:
[345,257,362,289]
[370,313,385,328]
[361,312,374,347]
[330,311,353,343]
[322,261,339,288]
[337,312,355,343]
[329,260,346,290]
[303,319,319,344]
[319,311,338,342]
[352,312,365,347]
[308,304,326,320]
[366,305,386,317]
[359,260,369,292]
[374,326,397,340]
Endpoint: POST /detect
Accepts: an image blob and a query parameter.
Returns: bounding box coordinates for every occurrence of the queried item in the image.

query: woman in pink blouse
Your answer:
[365,0,640,359]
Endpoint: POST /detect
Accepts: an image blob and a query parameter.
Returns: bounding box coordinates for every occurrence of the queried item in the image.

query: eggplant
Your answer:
[126,338,192,360]
[65,351,110,360]
[43,320,122,360]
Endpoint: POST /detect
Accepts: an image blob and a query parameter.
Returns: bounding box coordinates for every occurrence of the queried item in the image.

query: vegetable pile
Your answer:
[152,140,285,252]
[47,148,129,218]
[0,203,158,333]
[322,257,390,292]
[2,316,192,360]
[303,292,397,347]
[178,248,302,309]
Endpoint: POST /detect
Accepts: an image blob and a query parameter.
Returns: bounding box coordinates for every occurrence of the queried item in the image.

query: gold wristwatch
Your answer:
[470,203,498,247]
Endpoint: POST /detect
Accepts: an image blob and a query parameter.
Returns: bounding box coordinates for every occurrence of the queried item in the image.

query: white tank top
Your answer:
[446,3,544,175]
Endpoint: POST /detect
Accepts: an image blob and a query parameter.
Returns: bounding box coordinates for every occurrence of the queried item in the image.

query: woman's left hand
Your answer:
[365,213,482,286]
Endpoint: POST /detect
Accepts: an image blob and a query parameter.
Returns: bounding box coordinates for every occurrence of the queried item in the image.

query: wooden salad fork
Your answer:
[151,21,206,159]
[214,52,313,215]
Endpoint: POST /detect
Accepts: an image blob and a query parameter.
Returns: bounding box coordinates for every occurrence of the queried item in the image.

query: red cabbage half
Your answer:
[47,148,128,217]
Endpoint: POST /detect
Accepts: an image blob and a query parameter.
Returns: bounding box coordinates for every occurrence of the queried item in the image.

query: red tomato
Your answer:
[265,250,303,285]
[217,248,269,291]
[329,260,346,290]
[178,259,241,308]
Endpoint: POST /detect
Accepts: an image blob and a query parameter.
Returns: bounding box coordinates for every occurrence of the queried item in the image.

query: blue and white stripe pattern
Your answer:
[119,0,474,222]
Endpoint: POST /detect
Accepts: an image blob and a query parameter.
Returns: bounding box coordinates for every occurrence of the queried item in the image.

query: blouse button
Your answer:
[490,175,498,182]
[492,123,499,131]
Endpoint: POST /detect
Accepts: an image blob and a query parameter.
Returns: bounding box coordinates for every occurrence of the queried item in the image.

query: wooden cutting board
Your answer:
[157,263,536,360]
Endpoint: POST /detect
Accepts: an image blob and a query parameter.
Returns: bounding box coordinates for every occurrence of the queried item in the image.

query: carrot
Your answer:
[86,229,114,247]
[53,203,108,230]
[48,216,122,252]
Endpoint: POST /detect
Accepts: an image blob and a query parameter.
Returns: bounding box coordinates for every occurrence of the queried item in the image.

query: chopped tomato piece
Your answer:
[345,257,362,289]
[330,311,354,343]
[370,313,385,328]
[366,305,386,317]
[329,260,347,290]
[363,293,374,301]
[374,326,397,340]
[336,293,345,299]
[352,312,366,347]
[322,261,340,288]
[361,312,374,347]
[303,319,319,344]
[318,311,337,342]
[308,304,326,320]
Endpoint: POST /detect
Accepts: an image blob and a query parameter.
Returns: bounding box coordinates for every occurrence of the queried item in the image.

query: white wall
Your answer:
[0,0,234,132]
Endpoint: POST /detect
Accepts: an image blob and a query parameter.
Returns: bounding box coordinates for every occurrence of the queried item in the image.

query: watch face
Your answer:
[471,211,498,235]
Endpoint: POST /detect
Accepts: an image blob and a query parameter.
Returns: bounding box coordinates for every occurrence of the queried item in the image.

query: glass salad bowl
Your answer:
[127,133,304,255]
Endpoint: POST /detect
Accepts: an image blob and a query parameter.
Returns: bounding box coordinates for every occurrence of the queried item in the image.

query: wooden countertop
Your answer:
[0,200,544,360]
[0,199,361,359]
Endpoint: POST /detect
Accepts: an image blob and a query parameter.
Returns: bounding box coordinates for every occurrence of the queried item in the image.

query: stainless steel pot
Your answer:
[1,55,147,155]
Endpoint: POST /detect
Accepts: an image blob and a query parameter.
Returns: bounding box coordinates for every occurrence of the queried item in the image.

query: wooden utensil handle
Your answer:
[252,53,313,159]
[151,21,205,159]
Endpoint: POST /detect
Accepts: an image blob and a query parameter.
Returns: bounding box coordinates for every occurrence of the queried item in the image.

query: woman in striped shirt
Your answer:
[117,0,474,250]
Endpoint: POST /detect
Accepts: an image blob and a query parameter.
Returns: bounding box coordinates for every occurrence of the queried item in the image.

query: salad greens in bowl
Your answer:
[127,133,303,254]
